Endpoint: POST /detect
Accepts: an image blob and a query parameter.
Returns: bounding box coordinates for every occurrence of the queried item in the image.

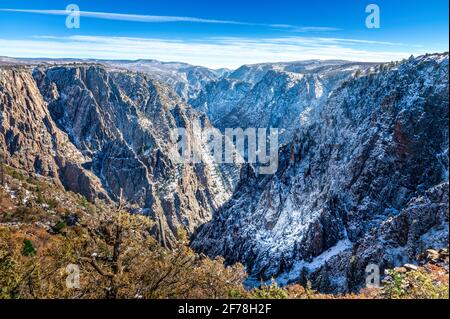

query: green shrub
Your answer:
[21,239,37,257]
[11,170,25,181]
[250,282,288,299]
[383,269,449,299]
[46,198,59,209]
[36,190,44,204]
[54,221,66,231]
[228,288,245,299]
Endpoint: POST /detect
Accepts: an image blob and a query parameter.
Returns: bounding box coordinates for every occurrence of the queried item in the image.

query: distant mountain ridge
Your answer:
[190,60,377,143]
[0,56,229,102]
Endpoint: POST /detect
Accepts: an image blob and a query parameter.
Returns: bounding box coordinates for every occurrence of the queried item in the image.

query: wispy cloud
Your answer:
[0,35,426,69]
[292,27,342,32]
[0,8,340,32]
[0,9,253,25]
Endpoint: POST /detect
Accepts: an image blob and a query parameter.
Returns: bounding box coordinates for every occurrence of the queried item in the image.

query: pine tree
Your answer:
[298,267,309,287]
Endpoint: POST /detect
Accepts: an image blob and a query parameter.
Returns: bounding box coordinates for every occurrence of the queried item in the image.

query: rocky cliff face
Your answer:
[191,61,375,143]
[1,64,239,246]
[0,66,108,201]
[192,53,449,292]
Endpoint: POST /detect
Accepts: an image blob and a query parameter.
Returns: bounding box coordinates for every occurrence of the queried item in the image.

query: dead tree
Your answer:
[80,189,126,299]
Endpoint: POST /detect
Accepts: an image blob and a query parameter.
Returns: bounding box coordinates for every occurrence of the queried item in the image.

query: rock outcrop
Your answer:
[0,66,108,201]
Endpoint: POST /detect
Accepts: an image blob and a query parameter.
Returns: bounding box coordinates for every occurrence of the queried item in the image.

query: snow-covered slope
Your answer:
[192,53,449,293]
[190,60,376,143]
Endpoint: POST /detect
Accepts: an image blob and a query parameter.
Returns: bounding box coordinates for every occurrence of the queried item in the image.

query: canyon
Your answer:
[0,53,448,293]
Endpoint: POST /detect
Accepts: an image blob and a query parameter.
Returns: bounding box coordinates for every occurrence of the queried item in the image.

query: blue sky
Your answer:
[0,0,448,68]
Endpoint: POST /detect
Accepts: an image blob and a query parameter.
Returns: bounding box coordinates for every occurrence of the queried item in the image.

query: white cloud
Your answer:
[0,35,427,69]
[0,9,254,25]
[1,8,340,32]
[292,27,342,32]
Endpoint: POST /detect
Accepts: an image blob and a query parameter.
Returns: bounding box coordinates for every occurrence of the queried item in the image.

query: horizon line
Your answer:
[3,53,448,71]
